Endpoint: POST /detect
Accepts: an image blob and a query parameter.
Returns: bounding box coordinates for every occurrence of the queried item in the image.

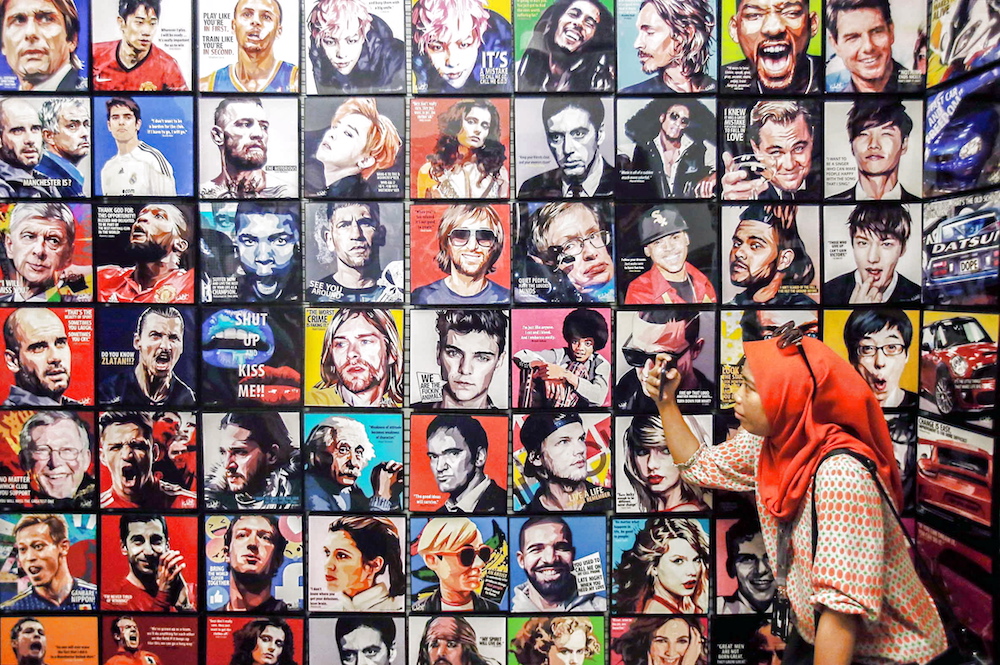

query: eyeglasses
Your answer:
[441,545,492,567]
[622,342,692,368]
[551,230,610,265]
[30,447,84,462]
[856,344,905,357]
[449,229,497,248]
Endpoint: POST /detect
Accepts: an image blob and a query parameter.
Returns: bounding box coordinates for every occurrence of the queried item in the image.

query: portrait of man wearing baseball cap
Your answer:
[624,205,717,305]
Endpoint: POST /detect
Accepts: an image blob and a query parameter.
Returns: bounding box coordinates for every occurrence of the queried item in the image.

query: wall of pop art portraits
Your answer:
[0,0,998,663]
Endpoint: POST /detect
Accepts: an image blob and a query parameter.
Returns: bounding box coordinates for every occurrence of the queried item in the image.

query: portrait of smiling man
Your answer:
[512,516,607,611]
[200,0,299,92]
[722,0,821,93]
[411,309,507,410]
[16,411,95,508]
[826,0,920,92]
[516,0,615,92]
[201,97,294,198]
[0,514,96,610]
[828,99,917,201]
[518,97,614,198]
[413,204,510,305]
[103,514,194,611]
[0,0,87,91]
[718,514,775,614]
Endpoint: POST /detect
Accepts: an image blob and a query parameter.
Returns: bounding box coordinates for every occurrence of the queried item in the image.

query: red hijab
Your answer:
[745,336,903,522]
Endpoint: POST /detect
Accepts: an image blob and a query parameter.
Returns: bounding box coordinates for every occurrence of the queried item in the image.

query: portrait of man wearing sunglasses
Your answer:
[614,309,712,413]
[413,517,500,612]
[413,204,509,305]
[523,202,615,303]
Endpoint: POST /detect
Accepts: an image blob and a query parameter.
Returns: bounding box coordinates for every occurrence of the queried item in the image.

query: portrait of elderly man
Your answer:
[727,204,816,306]
[9,617,50,665]
[512,516,607,612]
[304,415,403,511]
[0,0,87,91]
[413,204,510,305]
[722,100,820,201]
[511,617,601,665]
[100,97,176,197]
[1,203,88,302]
[0,514,96,610]
[103,514,194,611]
[105,617,163,665]
[722,0,821,93]
[93,0,188,90]
[307,0,405,93]
[0,98,58,197]
[200,0,298,92]
[312,97,401,198]
[413,517,500,611]
[519,412,612,512]
[3,307,78,407]
[310,308,403,407]
[205,411,301,510]
[16,411,95,509]
[522,202,615,303]
[220,514,291,612]
[200,98,294,199]
[337,617,399,665]
[309,202,403,303]
[411,309,506,410]
[98,411,197,509]
[424,415,506,513]
[411,0,512,93]
[622,0,717,93]
[845,308,916,408]
[826,0,918,92]
[825,203,919,304]
[614,310,712,413]
[416,617,501,665]
[620,98,716,199]
[97,204,194,303]
[624,205,717,305]
[516,0,615,92]
[98,306,195,407]
[828,99,917,201]
[514,308,610,408]
[718,514,775,614]
[519,97,614,198]
[231,202,300,302]
[35,98,89,197]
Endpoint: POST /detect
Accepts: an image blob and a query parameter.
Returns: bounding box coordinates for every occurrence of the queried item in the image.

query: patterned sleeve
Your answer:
[810,455,885,621]
[679,427,760,492]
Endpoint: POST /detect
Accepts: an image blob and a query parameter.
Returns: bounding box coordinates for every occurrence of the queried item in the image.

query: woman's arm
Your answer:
[815,609,860,665]
[646,356,703,464]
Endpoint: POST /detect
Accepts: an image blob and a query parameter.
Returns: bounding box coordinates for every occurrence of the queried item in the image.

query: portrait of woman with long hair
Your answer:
[612,517,710,614]
[612,617,707,665]
[621,416,710,512]
[416,99,509,199]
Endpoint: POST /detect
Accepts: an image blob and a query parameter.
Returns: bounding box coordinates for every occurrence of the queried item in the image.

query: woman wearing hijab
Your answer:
[648,336,945,665]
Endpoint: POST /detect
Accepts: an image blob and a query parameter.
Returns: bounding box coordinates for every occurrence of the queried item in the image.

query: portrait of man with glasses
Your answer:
[412,517,502,612]
[517,201,615,303]
[14,411,95,509]
[614,309,714,413]
[412,204,509,305]
[843,308,916,408]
